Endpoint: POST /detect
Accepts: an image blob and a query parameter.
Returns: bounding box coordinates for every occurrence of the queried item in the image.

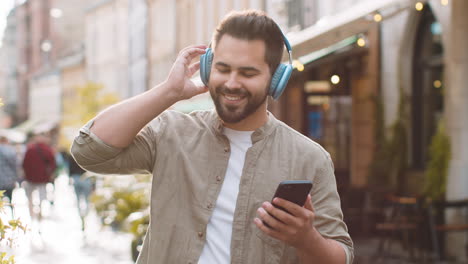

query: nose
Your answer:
[225,72,242,89]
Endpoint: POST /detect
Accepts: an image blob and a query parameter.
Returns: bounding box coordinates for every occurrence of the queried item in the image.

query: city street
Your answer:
[0,175,134,264]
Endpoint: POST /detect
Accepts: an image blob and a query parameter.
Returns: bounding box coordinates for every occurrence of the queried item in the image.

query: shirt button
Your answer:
[198,232,204,238]
[207,203,213,209]
[224,147,230,152]
[216,176,222,182]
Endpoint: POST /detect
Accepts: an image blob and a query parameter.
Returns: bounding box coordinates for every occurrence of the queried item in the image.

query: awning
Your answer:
[285,0,412,60]
[0,129,26,143]
[13,117,60,134]
[297,35,358,66]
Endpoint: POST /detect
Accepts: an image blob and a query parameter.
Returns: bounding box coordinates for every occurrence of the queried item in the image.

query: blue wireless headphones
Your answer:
[199,30,293,100]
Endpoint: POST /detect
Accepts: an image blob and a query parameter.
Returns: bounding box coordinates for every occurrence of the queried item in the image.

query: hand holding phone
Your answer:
[263,180,313,228]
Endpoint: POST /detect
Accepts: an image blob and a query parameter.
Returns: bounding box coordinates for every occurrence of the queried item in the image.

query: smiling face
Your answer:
[209,34,271,130]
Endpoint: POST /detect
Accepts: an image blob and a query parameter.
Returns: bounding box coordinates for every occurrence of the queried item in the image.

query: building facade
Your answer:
[0,9,18,127]
[275,0,467,260]
[85,0,129,99]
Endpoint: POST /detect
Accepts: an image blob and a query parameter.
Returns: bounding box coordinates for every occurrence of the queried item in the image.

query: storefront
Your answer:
[270,1,388,191]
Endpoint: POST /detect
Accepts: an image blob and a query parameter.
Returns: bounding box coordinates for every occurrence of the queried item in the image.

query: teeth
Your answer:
[225,95,241,101]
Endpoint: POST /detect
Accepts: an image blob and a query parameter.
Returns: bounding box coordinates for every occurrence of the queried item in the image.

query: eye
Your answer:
[241,72,257,78]
[215,66,230,74]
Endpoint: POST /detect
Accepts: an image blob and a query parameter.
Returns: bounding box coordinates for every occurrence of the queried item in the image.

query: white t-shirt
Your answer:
[198,127,253,264]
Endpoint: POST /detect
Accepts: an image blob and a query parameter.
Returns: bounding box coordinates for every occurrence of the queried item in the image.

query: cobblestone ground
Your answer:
[0,175,134,264]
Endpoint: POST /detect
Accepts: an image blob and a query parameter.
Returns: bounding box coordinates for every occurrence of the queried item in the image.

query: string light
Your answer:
[50,8,63,18]
[357,37,366,47]
[331,75,340,84]
[415,2,424,11]
[441,0,449,6]
[292,60,304,72]
[434,80,442,88]
[373,13,382,22]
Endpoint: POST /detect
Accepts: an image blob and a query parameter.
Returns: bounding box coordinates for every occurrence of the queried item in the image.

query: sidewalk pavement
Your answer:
[0,175,134,264]
[353,235,466,264]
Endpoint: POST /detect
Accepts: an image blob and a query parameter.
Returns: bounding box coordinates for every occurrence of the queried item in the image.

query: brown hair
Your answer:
[212,10,284,75]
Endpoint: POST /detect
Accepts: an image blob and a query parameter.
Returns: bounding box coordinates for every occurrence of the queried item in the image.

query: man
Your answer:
[22,132,56,221]
[0,136,18,203]
[72,10,353,264]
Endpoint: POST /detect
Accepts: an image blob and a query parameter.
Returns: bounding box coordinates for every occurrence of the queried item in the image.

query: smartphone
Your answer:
[272,180,313,212]
[263,180,313,228]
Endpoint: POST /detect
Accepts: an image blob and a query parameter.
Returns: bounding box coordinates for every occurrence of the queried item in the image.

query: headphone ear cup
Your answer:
[269,64,292,100]
[200,48,213,86]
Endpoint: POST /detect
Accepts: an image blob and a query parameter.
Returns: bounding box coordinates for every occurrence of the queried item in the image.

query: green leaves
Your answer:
[0,191,27,264]
[0,253,15,264]
[423,121,451,201]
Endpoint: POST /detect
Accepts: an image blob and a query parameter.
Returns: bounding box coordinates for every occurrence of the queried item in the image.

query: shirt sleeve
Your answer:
[70,117,160,175]
[311,153,354,264]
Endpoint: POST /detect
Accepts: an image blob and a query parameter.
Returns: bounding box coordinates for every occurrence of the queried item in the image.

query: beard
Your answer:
[209,84,268,124]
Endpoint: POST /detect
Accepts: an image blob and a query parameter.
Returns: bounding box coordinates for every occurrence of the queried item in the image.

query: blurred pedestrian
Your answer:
[22,132,56,221]
[62,150,92,231]
[0,136,18,209]
[71,10,353,264]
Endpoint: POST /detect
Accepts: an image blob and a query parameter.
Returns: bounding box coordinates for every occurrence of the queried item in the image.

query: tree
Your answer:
[59,82,119,150]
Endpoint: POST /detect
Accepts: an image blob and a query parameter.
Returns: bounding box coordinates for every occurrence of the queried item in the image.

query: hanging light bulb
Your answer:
[331,75,340,84]
[441,0,449,6]
[415,2,424,11]
[357,37,366,47]
[373,13,382,22]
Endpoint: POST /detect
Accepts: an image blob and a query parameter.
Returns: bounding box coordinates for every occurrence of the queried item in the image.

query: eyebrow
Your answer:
[214,61,261,73]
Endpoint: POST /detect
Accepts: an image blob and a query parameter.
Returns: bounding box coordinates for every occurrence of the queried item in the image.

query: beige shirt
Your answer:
[71,110,354,264]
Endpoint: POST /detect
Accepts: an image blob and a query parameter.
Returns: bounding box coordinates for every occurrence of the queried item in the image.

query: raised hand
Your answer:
[164,45,209,101]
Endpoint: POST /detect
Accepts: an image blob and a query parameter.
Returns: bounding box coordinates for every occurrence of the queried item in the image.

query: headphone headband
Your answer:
[278,25,293,65]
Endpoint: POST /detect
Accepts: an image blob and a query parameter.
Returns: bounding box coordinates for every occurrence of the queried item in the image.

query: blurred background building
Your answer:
[0,0,467,261]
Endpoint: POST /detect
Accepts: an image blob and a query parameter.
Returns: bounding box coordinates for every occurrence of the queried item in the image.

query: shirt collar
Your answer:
[209,109,278,143]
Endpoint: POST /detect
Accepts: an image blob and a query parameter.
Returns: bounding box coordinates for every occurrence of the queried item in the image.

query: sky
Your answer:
[0,0,15,47]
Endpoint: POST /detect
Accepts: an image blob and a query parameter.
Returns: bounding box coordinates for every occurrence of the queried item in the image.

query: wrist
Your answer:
[296,227,322,252]
[153,81,182,105]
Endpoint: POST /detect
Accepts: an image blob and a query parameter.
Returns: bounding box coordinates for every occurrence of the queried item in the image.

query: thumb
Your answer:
[304,194,314,212]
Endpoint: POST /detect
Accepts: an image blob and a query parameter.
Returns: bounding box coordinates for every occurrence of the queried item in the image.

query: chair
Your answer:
[375,194,427,260]
[341,187,386,237]
[428,198,468,261]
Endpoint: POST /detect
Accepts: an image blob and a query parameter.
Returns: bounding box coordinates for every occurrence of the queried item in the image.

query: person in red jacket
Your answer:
[22,132,56,221]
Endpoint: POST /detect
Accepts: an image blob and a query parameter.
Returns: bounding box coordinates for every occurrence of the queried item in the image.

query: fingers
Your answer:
[254,217,283,241]
[256,206,286,231]
[188,61,201,77]
[259,202,297,227]
[179,44,208,53]
[272,198,308,218]
[177,45,207,65]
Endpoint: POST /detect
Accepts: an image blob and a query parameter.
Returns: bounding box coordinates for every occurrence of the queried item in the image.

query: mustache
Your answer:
[216,85,249,97]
